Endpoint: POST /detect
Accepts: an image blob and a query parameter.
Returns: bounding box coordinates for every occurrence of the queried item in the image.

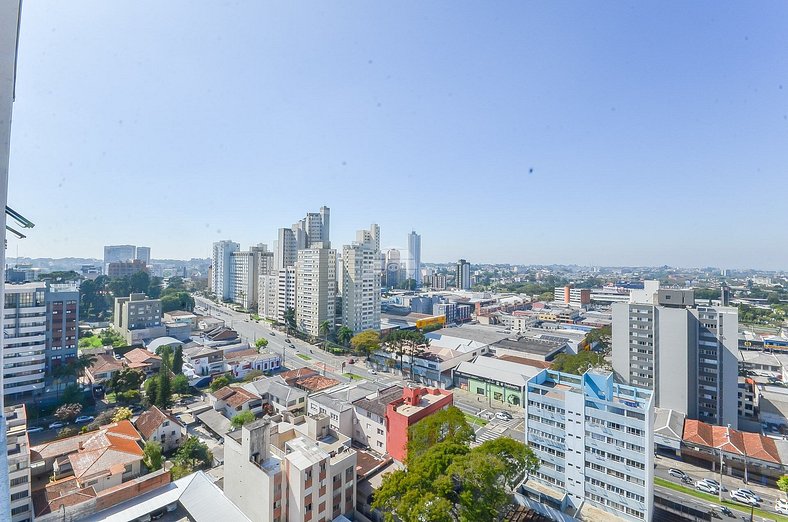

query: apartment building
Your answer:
[212,240,240,301]
[259,273,279,321]
[384,248,401,288]
[456,259,471,290]
[341,225,381,333]
[525,369,654,522]
[230,244,271,310]
[406,231,421,284]
[3,283,48,399]
[612,281,738,428]
[45,282,79,390]
[386,386,453,462]
[277,266,297,324]
[113,293,165,345]
[106,259,147,278]
[224,415,356,522]
[6,405,32,522]
[352,385,403,454]
[296,247,336,337]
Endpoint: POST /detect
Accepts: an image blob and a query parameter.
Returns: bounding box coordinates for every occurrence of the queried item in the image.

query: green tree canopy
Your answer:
[584,325,612,352]
[172,374,190,395]
[112,407,133,423]
[350,330,380,357]
[209,375,232,392]
[778,475,788,497]
[550,350,610,375]
[407,406,475,462]
[336,326,354,347]
[143,440,163,471]
[231,410,256,429]
[175,436,213,470]
[255,338,269,350]
[111,368,144,392]
[172,346,184,374]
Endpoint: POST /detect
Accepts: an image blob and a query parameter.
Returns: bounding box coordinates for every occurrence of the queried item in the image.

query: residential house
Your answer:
[242,376,308,415]
[224,349,281,380]
[307,382,381,439]
[134,406,187,453]
[85,354,125,384]
[209,386,263,419]
[123,348,161,375]
[352,386,403,455]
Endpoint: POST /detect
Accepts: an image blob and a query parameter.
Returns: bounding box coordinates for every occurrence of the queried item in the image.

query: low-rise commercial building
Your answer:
[453,356,541,407]
[385,386,453,463]
[113,293,165,345]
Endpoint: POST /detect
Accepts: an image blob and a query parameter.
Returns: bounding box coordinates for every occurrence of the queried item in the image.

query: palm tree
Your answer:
[73,353,97,382]
[336,326,353,348]
[319,320,332,351]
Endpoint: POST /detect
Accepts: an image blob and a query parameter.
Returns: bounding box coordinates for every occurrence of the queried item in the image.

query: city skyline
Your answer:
[6,2,788,269]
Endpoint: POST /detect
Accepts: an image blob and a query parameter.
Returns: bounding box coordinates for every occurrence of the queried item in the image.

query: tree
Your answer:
[283,307,296,331]
[175,436,213,470]
[144,377,159,407]
[111,368,144,392]
[407,406,475,462]
[72,353,98,380]
[161,292,195,313]
[475,438,539,488]
[118,390,141,403]
[319,320,332,348]
[550,351,610,375]
[112,407,133,423]
[778,475,788,498]
[336,326,354,347]
[143,441,163,471]
[54,403,83,422]
[255,338,269,351]
[172,346,184,374]
[231,410,256,429]
[351,329,380,358]
[57,426,78,439]
[156,358,173,409]
[61,384,84,405]
[584,325,612,352]
[172,374,190,395]
[209,375,231,392]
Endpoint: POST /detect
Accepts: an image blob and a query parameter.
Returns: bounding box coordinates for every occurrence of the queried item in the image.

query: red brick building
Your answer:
[385,386,453,462]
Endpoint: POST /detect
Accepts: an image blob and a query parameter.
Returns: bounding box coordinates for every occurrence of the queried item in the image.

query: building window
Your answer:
[476,387,484,395]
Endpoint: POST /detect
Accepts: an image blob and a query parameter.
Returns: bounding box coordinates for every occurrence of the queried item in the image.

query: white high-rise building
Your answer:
[385,248,402,288]
[259,273,279,321]
[274,227,298,272]
[296,247,336,337]
[3,283,47,399]
[526,370,653,521]
[230,244,270,310]
[341,225,381,333]
[277,266,297,325]
[406,231,421,284]
[612,281,739,428]
[212,240,240,301]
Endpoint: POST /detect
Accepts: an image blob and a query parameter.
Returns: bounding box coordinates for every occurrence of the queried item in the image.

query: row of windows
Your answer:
[587,493,644,520]
[586,476,645,502]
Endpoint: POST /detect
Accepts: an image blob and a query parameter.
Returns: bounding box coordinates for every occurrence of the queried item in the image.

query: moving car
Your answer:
[719,506,734,517]
[347,358,355,364]
[26,426,43,433]
[496,411,513,421]
[74,415,95,424]
[735,488,761,502]
[701,478,725,491]
[369,369,378,375]
[48,421,66,430]
[668,468,687,479]
[729,490,758,506]
[695,481,717,494]
[776,499,788,516]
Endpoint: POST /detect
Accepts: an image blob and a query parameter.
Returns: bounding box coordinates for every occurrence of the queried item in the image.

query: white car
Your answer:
[735,488,761,502]
[74,415,94,424]
[695,481,717,494]
[26,426,44,433]
[668,468,687,479]
[369,369,378,375]
[730,490,758,506]
[496,411,513,421]
[776,500,788,515]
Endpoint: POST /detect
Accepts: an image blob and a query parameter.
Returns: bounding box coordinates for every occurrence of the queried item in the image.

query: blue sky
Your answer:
[8,1,788,269]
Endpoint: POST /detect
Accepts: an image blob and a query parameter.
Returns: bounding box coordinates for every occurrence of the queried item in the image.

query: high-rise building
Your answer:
[3,283,47,400]
[45,282,79,392]
[526,369,654,522]
[224,416,357,522]
[212,240,240,301]
[103,244,136,273]
[135,246,151,265]
[406,231,421,284]
[258,273,279,320]
[277,266,297,325]
[612,281,739,428]
[341,225,381,333]
[230,244,271,310]
[456,259,471,290]
[296,247,336,337]
[5,404,32,522]
[385,248,401,288]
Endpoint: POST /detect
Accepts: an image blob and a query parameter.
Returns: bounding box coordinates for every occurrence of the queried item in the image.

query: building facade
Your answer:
[385,386,453,462]
[296,247,336,337]
[6,405,32,522]
[276,266,297,325]
[103,244,136,273]
[456,259,471,290]
[106,259,148,278]
[211,240,240,301]
[341,225,381,333]
[554,286,591,308]
[3,283,48,399]
[406,231,421,284]
[230,244,270,310]
[135,246,151,265]
[113,293,165,345]
[45,282,79,391]
[612,281,739,428]
[525,370,654,521]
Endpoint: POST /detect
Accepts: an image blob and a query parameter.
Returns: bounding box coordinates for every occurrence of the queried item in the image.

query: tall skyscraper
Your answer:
[612,281,739,428]
[135,246,151,265]
[103,244,136,273]
[456,259,471,290]
[341,225,381,333]
[296,247,336,337]
[274,227,298,272]
[212,240,240,301]
[385,248,402,288]
[406,231,421,284]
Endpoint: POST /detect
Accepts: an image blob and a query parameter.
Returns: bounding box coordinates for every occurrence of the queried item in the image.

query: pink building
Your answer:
[385,386,453,462]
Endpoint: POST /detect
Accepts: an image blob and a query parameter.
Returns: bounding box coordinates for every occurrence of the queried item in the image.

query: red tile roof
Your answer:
[683,419,779,463]
[89,353,125,374]
[134,405,182,441]
[280,368,318,384]
[296,375,341,392]
[741,431,781,464]
[124,348,161,365]
[68,420,144,480]
[211,385,259,408]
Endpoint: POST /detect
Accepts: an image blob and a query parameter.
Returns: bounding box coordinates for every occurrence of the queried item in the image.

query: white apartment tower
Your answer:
[526,370,654,521]
[3,283,47,399]
[212,240,240,301]
[230,244,272,310]
[612,281,739,428]
[341,225,381,333]
[296,247,336,337]
[406,231,421,284]
[259,273,279,321]
[276,266,297,325]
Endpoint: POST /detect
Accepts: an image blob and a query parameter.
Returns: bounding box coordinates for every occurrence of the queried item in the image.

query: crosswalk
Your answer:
[471,417,524,447]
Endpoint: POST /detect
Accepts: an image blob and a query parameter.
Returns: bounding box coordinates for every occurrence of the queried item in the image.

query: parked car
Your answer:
[26,426,44,433]
[695,481,717,494]
[735,488,761,502]
[74,415,95,424]
[668,468,687,479]
[729,490,758,506]
[776,501,788,516]
[701,478,725,491]
[285,338,292,344]
[48,421,66,430]
[496,411,513,421]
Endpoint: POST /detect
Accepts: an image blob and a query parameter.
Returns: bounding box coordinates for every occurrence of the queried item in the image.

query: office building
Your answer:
[6,404,32,522]
[135,246,151,265]
[3,283,48,399]
[277,266,297,325]
[45,282,79,392]
[554,285,591,308]
[525,370,654,521]
[103,245,136,273]
[296,247,336,337]
[113,293,165,345]
[456,259,471,290]
[612,281,738,428]
[406,231,421,284]
[223,416,357,522]
[212,240,240,301]
[106,259,147,278]
[384,248,401,288]
[341,224,381,333]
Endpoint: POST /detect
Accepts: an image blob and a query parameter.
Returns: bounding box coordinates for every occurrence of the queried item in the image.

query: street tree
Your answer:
[778,475,788,497]
[255,337,269,351]
[112,407,133,422]
[350,329,380,358]
[336,326,354,347]
[143,441,163,471]
[54,403,83,422]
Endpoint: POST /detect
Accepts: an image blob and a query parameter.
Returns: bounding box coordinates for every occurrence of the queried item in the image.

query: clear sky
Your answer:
[7,1,788,269]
